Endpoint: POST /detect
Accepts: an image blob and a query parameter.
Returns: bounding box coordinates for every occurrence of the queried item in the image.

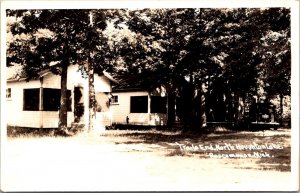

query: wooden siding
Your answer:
[6,65,112,128]
[6,80,41,128]
[111,91,168,126]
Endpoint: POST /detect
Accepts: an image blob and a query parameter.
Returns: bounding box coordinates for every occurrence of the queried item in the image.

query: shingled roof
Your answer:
[6,64,118,83]
[112,76,156,92]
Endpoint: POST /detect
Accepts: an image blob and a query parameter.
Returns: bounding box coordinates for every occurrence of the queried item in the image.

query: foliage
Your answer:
[7,8,291,131]
[115,8,291,129]
[6,10,118,133]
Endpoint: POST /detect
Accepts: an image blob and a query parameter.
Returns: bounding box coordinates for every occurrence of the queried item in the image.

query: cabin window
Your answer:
[43,88,72,111]
[23,89,40,111]
[150,96,167,113]
[110,95,118,104]
[6,88,11,99]
[130,96,148,113]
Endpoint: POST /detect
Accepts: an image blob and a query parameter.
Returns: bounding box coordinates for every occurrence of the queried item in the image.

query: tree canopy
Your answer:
[114,8,291,129]
[7,8,291,131]
[6,9,121,134]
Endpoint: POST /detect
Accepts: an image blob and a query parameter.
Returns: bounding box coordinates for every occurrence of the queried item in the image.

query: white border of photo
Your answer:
[1,0,299,191]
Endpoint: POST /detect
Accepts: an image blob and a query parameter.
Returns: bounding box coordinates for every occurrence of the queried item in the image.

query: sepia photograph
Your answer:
[1,0,299,191]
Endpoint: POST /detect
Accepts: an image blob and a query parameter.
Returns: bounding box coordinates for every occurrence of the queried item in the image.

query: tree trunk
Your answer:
[193,90,201,130]
[233,92,240,126]
[167,93,175,128]
[279,94,284,125]
[178,82,194,131]
[88,59,96,132]
[200,82,207,128]
[87,11,96,132]
[227,90,234,122]
[58,63,69,134]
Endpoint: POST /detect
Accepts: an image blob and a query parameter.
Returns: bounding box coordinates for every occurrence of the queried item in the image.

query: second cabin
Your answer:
[110,86,168,126]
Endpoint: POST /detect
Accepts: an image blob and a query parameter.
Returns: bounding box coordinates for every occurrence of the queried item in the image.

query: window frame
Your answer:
[110,95,119,104]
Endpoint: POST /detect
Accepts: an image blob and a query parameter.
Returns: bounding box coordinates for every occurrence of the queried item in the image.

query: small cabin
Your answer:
[111,86,168,126]
[6,64,117,129]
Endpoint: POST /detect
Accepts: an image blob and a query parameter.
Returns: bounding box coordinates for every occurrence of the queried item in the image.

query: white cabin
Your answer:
[111,86,168,126]
[6,65,116,129]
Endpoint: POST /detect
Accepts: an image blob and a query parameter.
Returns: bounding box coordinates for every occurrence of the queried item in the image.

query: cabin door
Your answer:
[74,86,84,123]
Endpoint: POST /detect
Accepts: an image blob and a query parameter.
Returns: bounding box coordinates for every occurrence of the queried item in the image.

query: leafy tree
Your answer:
[117,8,227,130]
[258,8,291,122]
[116,8,291,130]
[8,8,290,133]
[203,8,290,124]
[6,9,115,134]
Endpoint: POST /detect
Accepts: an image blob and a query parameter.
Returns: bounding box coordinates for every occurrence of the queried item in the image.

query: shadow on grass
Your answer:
[110,130,289,146]
[255,148,291,172]
[7,125,291,172]
[110,128,291,172]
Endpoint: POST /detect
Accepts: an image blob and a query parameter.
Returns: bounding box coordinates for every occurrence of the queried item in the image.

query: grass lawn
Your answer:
[2,127,293,191]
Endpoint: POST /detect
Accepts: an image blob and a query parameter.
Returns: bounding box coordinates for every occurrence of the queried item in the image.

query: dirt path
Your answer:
[2,129,293,191]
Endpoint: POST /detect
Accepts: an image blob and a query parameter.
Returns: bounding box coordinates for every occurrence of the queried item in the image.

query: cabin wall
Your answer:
[111,90,167,126]
[111,91,148,125]
[6,80,42,128]
[6,65,113,128]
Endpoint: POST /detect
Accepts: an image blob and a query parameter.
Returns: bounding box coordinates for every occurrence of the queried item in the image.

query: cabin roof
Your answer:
[6,65,118,83]
[112,81,150,92]
[112,87,147,92]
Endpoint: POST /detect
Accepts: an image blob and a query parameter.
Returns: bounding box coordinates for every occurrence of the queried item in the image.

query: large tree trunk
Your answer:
[88,59,96,132]
[58,63,69,134]
[233,92,240,126]
[279,94,284,125]
[193,80,207,131]
[87,11,97,132]
[194,89,202,130]
[167,93,175,128]
[200,82,207,128]
[177,82,194,131]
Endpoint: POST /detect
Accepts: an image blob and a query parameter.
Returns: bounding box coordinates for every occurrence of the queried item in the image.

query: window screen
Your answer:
[130,96,148,113]
[150,96,167,113]
[23,89,40,111]
[43,88,72,111]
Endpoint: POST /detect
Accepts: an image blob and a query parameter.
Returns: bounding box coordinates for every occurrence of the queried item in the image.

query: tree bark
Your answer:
[279,94,284,125]
[200,82,207,128]
[58,63,69,134]
[167,93,175,128]
[88,58,96,132]
[178,82,193,131]
[233,92,240,125]
[87,11,96,132]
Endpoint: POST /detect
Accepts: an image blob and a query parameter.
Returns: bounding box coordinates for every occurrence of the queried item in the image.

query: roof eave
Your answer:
[103,71,119,84]
[7,78,27,82]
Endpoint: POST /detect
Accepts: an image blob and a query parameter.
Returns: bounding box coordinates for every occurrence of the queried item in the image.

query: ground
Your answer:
[1,127,294,191]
